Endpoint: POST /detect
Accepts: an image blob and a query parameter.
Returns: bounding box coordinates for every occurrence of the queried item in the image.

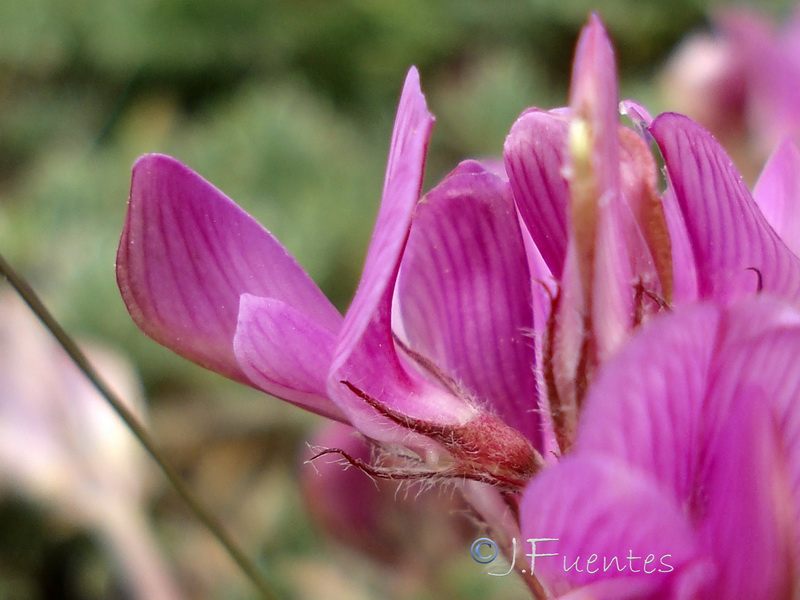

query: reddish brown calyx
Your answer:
[341,380,542,491]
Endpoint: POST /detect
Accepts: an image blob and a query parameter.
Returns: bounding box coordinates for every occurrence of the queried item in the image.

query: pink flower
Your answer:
[117,14,800,598]
[504,16,800,598]
[520,297,800,599]
[505,15,677,453]
[505,14,800,456]
[117,69,541,491]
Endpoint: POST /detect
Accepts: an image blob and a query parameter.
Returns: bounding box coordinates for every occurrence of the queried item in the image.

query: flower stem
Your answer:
[0,252,278,600]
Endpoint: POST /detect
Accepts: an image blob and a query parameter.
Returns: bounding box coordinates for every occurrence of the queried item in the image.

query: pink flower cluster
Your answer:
[117,15,800,599]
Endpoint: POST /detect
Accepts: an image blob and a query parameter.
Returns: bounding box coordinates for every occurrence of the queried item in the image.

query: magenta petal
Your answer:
[233,295,345,421]
[699,390,797,600]
[524,297,800,598]
[575,303,722,501]
[661,186,698,303]
[753,139,800,256]
[521,456,706,599]
[563,14,634,360]
[117,154,340,384]
[702,318,800,556]
[396,160,540,445]
[649,113,800,303]
[504,109,569,277]
[578,296,800,514]
[331,67,433,376]
[334,66,433,359]
[518,224,559,458]
[328,68,471,432]
[570,14,620,194]
[587,203,635,358]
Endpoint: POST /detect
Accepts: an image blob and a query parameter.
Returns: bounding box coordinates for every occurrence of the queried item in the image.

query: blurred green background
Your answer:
[0,0,793,598]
